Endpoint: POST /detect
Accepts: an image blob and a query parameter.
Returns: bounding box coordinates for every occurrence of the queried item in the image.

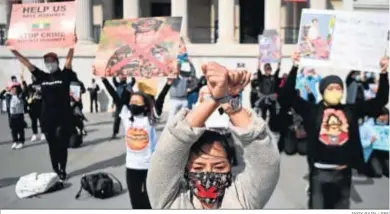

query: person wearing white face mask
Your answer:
[7,36,78,182]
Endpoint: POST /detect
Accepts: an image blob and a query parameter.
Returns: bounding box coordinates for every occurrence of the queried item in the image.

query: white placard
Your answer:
[180,62,191,72]
[297,9,389,72]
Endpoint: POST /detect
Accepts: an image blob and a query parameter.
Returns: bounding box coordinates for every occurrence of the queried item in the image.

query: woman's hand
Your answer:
[228,70,251,97]
[291,51,300,66]
[380,56,389,73]
[202,62,229,99]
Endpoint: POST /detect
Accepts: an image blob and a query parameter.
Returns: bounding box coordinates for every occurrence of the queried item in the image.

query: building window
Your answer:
[239,0,264,44]
[151,3,171,17]
[283,1,308,44]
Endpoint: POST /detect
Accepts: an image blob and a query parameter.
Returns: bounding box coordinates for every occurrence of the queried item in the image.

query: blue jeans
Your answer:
[187,92,199,110]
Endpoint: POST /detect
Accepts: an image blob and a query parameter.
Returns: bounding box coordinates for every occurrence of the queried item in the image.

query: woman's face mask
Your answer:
[323,84,343,106]
[45,62,59,73]
[129,104,145,116]
[187,171,232,205]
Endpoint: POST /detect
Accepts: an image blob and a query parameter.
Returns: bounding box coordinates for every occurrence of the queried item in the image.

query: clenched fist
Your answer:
[380,56,389,73]
[291,51,300,65]
[201,62,229,99]
[227,70,251,96]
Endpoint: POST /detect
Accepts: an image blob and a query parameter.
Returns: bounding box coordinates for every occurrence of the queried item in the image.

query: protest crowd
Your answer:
[0,1,389,211]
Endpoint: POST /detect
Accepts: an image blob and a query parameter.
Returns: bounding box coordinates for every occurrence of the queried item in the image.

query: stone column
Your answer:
[171,0,188,42]
[343,0,354,11]
[310,0,327,9]
[123,0,139,19]
[76,0,94,43]
[217,0,235,44]
[265,0,281,31]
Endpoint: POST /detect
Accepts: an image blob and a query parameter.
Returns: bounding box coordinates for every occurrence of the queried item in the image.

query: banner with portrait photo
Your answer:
[297,9,388,72]
[93,17,183,78]
[372,125,389,151]
[7,2,76,50]
[258,30,281,63]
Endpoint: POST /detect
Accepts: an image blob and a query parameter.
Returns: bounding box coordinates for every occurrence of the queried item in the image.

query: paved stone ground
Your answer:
[0,112,388,209]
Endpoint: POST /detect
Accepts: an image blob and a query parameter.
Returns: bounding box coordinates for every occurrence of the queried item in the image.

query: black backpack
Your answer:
[75,172,123,199]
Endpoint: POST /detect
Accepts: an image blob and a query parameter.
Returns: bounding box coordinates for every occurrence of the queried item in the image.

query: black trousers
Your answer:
[309,167,351,209]
[90,95,98,113]
[113,107,122,135]
[10,114,25,143]
[365,150,389,178]
[126,168,151,209]
[45,126,70,173]
[29,102,42,134]
[259,101,277,121]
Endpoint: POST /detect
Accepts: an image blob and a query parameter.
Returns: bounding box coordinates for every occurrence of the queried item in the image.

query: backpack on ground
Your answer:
[15,172,60,199]
[75,172,123,199]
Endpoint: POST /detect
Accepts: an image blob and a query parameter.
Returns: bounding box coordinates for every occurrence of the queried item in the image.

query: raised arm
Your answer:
[218,70,279,208]
[112,77,119,88]
[155,81,172,117]
[147,62,227,208]
[273,62,281,79]
[10,50,34,72]
[281,52,313,120]
[64,48,74,70]
[356,57,389,118]
[130,76,136,87]
[101,77,121,106]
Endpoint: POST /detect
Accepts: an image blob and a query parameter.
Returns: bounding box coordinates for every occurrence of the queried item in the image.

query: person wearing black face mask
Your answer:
[8,36,78,182]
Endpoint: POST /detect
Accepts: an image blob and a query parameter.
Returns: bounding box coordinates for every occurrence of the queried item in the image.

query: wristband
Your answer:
[211,95,232,104]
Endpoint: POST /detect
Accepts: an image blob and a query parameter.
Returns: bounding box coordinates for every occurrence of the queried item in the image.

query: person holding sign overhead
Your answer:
[282,52,389,209]
[7,35,78,182]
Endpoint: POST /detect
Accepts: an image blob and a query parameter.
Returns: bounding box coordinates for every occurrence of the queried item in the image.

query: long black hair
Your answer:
[129,91,157,126]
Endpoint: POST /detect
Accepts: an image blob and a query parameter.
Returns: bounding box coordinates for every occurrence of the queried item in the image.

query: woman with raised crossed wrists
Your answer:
[146,62,280,209]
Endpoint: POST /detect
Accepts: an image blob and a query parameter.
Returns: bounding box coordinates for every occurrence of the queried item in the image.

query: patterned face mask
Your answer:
[187,171,232,205]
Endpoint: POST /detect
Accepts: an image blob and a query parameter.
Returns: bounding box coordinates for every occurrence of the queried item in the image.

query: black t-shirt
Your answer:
[32,66,78,129]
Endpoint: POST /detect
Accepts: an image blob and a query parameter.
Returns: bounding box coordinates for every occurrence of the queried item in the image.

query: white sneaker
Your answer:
[31,134,38,142]
[40,134,46,141]
[11,142,17,149]
[15,143,24,150]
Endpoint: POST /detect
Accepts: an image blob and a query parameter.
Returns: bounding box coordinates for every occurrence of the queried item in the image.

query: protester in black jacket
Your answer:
[24,75,45,142]
[87,78,100,113]
[110,76,136,139]
[282,52,389,209]
[252,62,281,131]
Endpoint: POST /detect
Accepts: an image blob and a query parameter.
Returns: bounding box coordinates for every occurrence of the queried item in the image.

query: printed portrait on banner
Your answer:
[94,17,183,78]
[298,13,335,60]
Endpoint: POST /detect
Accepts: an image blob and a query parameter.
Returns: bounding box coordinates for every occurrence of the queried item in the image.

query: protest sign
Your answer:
[70,84,81,100]
[297,9,388,72]
[258,30,281,64]
[372,125,389,151]
[94,17,182,78]
[7,2,76,50]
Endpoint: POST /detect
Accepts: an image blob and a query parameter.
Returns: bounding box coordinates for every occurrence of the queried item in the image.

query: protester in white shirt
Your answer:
[119,91,157,209]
